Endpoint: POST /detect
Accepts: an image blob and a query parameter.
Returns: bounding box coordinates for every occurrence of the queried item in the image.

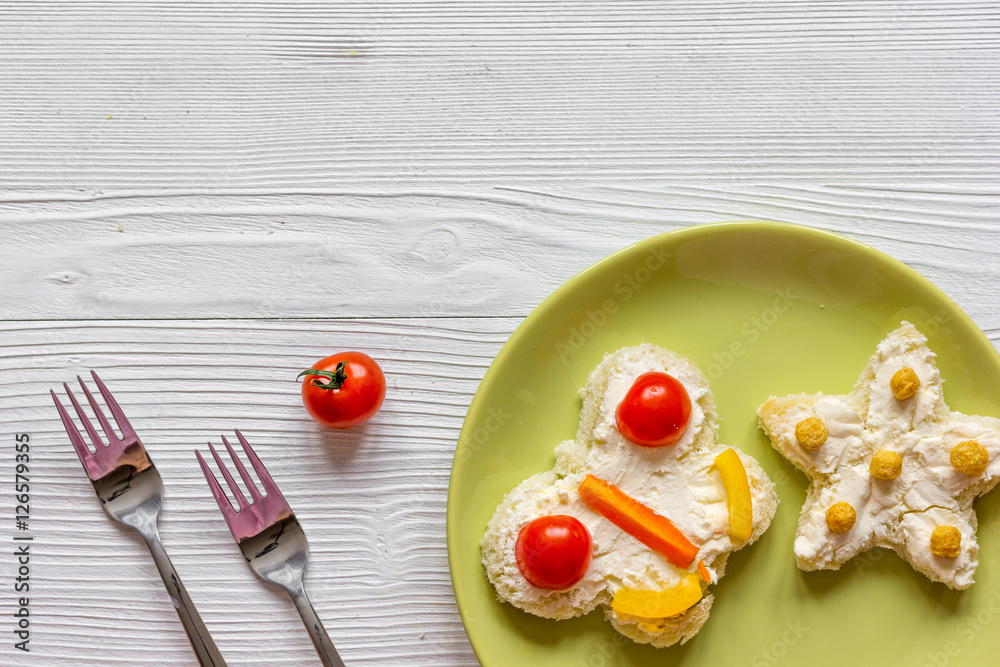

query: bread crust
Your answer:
[757,322,1000,589]
[481,344,778,646]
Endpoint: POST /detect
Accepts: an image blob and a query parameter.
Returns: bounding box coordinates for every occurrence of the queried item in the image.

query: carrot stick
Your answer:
[578,474,698,568]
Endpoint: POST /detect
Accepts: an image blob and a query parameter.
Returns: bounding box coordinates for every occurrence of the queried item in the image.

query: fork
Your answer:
[196,430,345,667]
[51,371,227,666]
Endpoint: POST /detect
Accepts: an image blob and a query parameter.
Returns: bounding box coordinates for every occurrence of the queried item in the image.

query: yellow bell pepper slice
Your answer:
[714,447,753,542]
[611,573,703,619]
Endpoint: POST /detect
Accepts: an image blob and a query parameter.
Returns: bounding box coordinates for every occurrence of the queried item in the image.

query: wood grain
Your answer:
[2,187,999,325]
[2,1,999,665]
[2,1,999,190]
[0,318,513,665]
[2,1,998,323]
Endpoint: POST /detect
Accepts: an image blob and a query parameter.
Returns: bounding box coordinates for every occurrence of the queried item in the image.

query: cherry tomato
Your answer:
[298,351,386,429]
[514,515,592,590]
[615,371,692,447]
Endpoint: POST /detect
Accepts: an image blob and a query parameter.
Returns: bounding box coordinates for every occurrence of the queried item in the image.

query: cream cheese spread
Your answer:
[506,347,732,595]
[593,351,708,457]
[482,344,778,646]
[760,321,1000,590]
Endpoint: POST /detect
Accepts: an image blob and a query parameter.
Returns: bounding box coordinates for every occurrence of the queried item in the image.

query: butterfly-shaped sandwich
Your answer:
[482,344,778,647]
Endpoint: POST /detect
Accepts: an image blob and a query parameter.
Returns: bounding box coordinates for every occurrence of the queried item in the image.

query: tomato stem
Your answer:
[296,361,349,390]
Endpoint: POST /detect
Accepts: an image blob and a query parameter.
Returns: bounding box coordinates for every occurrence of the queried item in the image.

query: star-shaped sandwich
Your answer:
[482,345,777,647]
[758,321,1000,589]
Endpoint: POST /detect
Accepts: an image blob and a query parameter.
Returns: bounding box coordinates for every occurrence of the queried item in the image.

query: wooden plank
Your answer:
[6,316,1000,665]
[1,3,999,666]
[2,0,998,322]
[0,318,513,665]
[2,187,999,324]
[1,2,998,193]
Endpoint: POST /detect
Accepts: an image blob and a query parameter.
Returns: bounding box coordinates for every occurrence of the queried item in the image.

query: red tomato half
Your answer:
[514,515,592,590]
[299,351,386,429]
[615,371,692,447]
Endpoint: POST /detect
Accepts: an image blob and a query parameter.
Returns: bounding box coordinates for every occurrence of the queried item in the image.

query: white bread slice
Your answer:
[605,447,776,647]
[482,344,778,647]
[481,469,609,620]
[757,322,1000,589]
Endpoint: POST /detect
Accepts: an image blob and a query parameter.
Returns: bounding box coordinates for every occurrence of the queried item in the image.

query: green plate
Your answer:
[447,221,1000,667]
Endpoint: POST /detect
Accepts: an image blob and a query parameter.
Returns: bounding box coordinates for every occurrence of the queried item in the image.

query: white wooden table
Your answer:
[2,2,999,665]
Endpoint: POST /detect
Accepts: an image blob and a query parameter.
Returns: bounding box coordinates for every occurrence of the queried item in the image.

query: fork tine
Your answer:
[220,434,263,503]
[208,442,250,510]
[196,450,239,522]
[234,429,288,505]
[78,376,121,444]
[63,382,105,450]
[89,371,137,441]
[51,389,94,462]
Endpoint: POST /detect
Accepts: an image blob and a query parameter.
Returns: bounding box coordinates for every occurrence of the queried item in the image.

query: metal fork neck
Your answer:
[141,529,229,666]
[290,590,346,667]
